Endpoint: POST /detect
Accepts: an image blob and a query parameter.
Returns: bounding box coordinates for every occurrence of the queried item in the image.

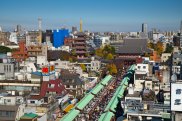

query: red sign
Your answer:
[42,67,49,74]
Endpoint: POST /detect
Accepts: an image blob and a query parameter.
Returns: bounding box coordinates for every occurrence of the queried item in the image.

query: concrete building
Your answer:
[53,29,69,48]
[12,41,28,62]
[161,53,171,63]
[26,31,40,46]
[0,94,25,121]
[9,32,18,44]
[27,44,47,58]
[93,35,110,47]
[0,62,15,79]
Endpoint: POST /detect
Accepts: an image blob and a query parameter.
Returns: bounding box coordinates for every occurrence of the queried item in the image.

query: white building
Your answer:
[134,71,147,91]
[161,53,171,63]
[93,36,110,47]
[9,32,18,44]
[37,55,47,66]
[136,63,149,75]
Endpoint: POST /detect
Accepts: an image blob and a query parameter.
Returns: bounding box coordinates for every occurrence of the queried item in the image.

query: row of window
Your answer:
[137,66,146,69]
[4,65,12,72]
[0,111,15,117]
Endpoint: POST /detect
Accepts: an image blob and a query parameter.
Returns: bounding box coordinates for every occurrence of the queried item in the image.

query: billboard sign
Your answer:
[171,83,182,111]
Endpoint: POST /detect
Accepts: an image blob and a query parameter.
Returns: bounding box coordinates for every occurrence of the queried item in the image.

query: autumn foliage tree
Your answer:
[80,64,86,72]
[148,42,164,55]
[107,64,117,75]
[95,45,115,59]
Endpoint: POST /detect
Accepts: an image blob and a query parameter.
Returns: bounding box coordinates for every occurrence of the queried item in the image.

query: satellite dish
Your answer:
[171,73,177,82]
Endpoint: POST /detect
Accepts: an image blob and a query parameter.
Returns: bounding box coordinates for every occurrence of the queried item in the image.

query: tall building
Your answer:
[38,18,42,44]
[73,32,87,58]
[180,20,182,33]
[53,29,69,48]
[80,19,83,32]
[180,20,182,48]
[16,25,21,34]
[72,26,77,33]
[142,23,147,34]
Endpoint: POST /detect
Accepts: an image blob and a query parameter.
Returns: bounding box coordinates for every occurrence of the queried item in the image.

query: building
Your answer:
[0,94,25,121]
[173,33,180,47]
[93,35,110,47]
[161,53,171,63]
[45,30,53,43]
[142,23,147,34]
[27,44,47,58]
[60,70,84,98]
[72,26,77,33]
[115,38,151,56]
[12,41,28,62]
[0,62,15,79]
[9,32,18,44]
[53,29,69,48]
[73,32,87,58]
[26,31,40,46]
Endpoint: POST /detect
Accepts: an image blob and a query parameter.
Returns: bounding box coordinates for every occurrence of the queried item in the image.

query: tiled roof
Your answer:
[116,38,151,54]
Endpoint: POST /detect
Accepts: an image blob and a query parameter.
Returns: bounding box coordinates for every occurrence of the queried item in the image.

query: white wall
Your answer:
[136,64,149,75]
[27,98,44,106]
[37,55,47,66]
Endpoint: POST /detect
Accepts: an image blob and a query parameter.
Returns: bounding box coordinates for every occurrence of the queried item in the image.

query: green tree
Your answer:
[106,53,114,60]
[0,46,12,54]
[80,64,86,72]
[164,43,173,53]
[68,57,73,62]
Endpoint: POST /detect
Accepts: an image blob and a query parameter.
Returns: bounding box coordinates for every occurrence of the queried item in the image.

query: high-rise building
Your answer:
[80,19,83,32]
[180,20,182,48]
[180,20,182,33]
[53,29,69,48]
[142,23,147,34]
[72,26,77,33]
[16,25,21,33]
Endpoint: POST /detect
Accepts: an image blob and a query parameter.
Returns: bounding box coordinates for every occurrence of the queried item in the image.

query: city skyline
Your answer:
[0,0,182,32]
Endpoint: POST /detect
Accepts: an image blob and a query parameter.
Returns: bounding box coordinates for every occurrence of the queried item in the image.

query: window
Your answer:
[4,65,6,72]
[176,89,181,94]
[9,65,11,72]
[147,83,151,86]
[138,66,141,69]
[143,66,146,69]
[30,101,35,104]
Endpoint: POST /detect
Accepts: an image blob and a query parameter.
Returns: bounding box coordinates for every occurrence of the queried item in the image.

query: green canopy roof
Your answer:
[60,109,80,121]
[76,94,94,110]
[98,112,114,121]
[91,84,104,95]
[21,113,38,119]
[100,75,112,85]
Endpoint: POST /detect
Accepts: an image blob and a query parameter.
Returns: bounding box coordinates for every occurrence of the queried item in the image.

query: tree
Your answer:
[147,42,163,55]
[164,43,173,53]
[106,53,114,60]
[95,48,103,57]
[0,46,12,54]
[80,64,86,72]
[107,64,117,75]
[156,42,164,55]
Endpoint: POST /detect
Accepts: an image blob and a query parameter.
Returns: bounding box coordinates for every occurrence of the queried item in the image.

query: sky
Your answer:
[0,0,182,32]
